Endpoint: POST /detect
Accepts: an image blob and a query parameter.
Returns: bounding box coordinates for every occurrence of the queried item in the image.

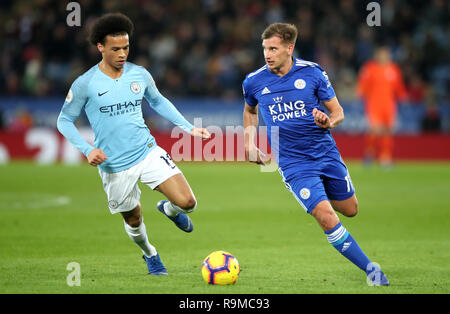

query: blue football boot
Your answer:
[367,268,390,286]
[157,200,194,233]
[143,254,168,276]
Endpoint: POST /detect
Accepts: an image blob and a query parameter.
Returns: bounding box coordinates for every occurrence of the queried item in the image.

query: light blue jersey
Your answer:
[57,62,193,173]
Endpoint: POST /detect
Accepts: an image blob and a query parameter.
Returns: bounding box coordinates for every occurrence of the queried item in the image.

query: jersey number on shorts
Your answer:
[160,153,176,169]
[344,175,353,193]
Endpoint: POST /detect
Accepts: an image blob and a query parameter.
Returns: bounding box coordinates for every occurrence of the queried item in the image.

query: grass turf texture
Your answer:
[0,161,449,294]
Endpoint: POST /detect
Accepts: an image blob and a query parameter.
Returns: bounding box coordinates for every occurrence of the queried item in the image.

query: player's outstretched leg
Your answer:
[155,173,196,233]
[312,200,389,286]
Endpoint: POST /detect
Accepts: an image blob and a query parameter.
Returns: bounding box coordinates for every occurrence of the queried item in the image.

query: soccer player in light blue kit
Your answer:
[57,13,210,275]
[243,23,389,286]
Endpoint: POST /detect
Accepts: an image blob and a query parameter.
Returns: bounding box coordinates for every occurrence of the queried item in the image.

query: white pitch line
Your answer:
[0,193,71,210]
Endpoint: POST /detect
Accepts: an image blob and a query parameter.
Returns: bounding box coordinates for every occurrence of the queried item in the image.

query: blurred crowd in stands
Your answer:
[0,0,448,131]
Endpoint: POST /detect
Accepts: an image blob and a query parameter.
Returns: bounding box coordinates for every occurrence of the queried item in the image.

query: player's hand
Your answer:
[313,108,331,129]
[190,127,211,140]
[87,148,108,167]
[246,145,268,165]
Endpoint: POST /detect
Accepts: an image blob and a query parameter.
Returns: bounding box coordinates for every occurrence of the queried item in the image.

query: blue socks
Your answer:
[325,222,372,273]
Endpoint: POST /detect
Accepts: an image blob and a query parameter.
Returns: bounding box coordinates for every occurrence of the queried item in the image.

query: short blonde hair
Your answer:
[261,23,298,45]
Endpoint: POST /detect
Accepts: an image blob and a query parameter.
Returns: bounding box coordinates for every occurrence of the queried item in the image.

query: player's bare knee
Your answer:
[125,216,141,228]
[122,206,142,227]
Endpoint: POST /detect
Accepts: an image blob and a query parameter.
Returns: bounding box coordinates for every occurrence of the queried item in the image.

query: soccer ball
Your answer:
[201,251,240,285]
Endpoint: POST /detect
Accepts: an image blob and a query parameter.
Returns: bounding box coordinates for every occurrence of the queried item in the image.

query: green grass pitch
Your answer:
[0,161,449,294]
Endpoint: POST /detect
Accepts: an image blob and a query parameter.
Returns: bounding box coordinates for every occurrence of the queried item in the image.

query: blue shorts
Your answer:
[278,150,355,214]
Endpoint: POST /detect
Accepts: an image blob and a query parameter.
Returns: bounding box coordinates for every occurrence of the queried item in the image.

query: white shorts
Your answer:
[98,146,181,214]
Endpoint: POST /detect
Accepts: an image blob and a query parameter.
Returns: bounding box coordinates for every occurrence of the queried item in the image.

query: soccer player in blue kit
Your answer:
[243,23,389,286]
[57,13,210,275]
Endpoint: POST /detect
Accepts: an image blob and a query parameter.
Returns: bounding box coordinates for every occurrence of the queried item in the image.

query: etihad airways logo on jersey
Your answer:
[99,99,142,116]
[268,99,307,122]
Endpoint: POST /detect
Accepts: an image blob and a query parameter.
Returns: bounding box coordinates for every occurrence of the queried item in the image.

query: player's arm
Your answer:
[313,96,344,129]
[150,94,210,140]
[57,81,107,167]
[313,67,344,129]
[143,70,210,140]
[243,102,266,165]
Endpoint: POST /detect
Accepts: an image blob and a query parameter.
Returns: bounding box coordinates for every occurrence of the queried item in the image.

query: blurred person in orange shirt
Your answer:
[357,46,407,167]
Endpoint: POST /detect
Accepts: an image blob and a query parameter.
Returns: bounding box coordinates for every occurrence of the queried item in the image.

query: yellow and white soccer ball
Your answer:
[201,251,240,285]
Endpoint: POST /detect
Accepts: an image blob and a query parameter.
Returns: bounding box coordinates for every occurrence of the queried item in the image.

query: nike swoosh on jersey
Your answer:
[98,91,109,96]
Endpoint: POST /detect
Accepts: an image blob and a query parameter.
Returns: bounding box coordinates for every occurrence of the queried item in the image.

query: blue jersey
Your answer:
[57,62,193,173]
[243,58,338,169]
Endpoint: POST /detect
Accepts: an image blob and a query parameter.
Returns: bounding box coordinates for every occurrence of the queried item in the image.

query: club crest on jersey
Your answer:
[300,188,310,200]
[294,79,306,89]
[130,82,141,94]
